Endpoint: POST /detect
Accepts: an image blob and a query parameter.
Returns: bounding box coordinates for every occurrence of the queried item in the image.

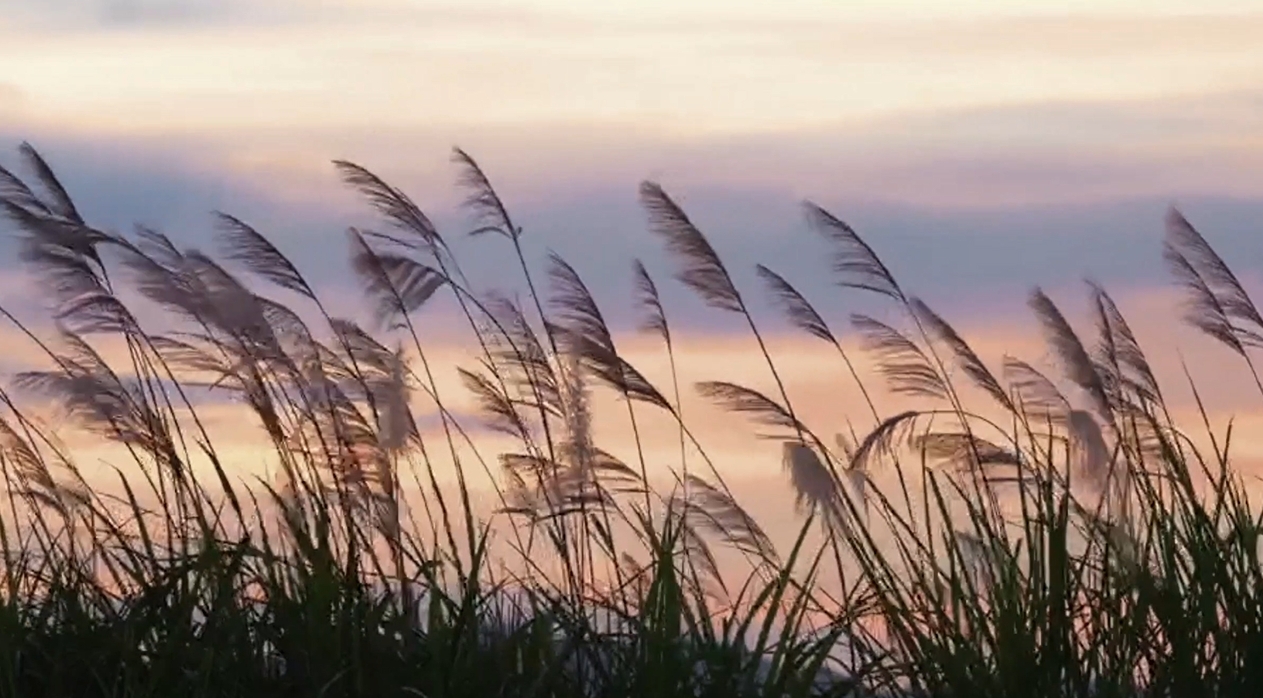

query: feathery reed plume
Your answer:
[308,325,403,457]
[639,182,742,314]
[695,381,808,437]
[213,213,316,301]
[804,203,903,301]
[459,365,529,438]
[684,474,778,565]
[333,160,442,251]
[757,264,881,426]
[329,318,397,377]
[454,149,559,392]
[640,181,803,447]
[349,228,446,328]
[850,410,920,473]
[910,432,1023,472]
[0,155,51,217]
[1163,207,1263,397]
[910,298,1013,412]
[632,258,692,501]
[504,448,643,497]
[1002,356,1069,419]
[1028,288,1112,422]
[118,247,198,327]
[1164,246,1248,356]
[2,196,112,317]
[498,443,643,535]
[549,253,615,355]
[678,514,726,596]
[782,441,844,526]
[1165,207,1263,339]
[631,259,683,410]
[632,260,670,344]
[54,282,137,335]
[0,412,88,516]
[557,347,594,473]
[13,332,181,471]
[452,147,517,239]
[1087,281,1161,405]
[359,342,414,557]
[756,265,832,343]
[114,228,210,325]
[119,233,275,359]
[482,294,561,417]
[258,297,317,355]
[189,251,280,333]
[16,142,83,224]
[563,332,672,412]
[549,254,669,409]
[132,223,181,263]
[851,314,948,400]
[371,344,415,454]
[1067,409,1112,491]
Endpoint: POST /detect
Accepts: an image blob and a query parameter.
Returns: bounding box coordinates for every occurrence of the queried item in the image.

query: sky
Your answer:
[2,0,1263,573]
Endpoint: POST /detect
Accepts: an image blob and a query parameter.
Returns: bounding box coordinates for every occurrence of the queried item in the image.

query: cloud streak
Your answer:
[4,4,1262,136]
[0,0,304,30]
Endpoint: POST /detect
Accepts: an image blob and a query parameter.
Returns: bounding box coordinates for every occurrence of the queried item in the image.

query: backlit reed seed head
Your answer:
[1067,409,1110,489]
[782,441,837,516]
[375,344,411,454]
[833,432,869,514]
[559,348,593,471]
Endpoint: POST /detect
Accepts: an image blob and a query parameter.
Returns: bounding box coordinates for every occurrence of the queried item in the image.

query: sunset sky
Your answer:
[2,0,1263,551]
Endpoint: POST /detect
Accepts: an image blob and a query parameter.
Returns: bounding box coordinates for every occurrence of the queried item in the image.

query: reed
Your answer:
[0,141,1258,697]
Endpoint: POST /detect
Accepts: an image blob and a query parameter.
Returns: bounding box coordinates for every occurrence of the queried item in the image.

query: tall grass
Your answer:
[0,141,1260,697]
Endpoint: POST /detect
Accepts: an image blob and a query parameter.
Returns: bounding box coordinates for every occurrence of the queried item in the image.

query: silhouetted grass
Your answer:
[0,141,1260,697]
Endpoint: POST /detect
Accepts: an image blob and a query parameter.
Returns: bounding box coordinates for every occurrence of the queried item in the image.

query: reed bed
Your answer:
[0,141,1259,697]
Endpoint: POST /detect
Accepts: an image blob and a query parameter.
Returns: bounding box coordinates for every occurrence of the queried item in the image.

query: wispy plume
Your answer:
[1164,207,1263,340]
[452,148,518,239]
[910,432,1023,473]
[851,314,948,401]
[782,440,844,527]
[214,212,316,301]
[849,410,920,473]
[1003,357,1069,420]
[639,182,743,314]
[682,474,778,566]
[804,203,903,302]
[756,265,833,344]
[632,259,670,345]
[349,227,447,329]
[910,298,1012,413]
[14,142,83,224]
[1067,409,1113,492]
[1087,281,1162,406]
[1162,207,1263,394]
[695,380,809,438]
[334,160,443,253]
[1028,288,1112,423]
